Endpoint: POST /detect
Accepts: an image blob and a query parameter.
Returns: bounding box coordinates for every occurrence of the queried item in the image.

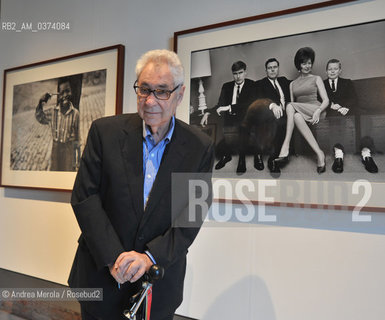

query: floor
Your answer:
[0,311,26,320]
[0,268,195,320]
[0,310,190,320]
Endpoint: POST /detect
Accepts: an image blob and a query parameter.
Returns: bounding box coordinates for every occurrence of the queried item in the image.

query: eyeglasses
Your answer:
[133,81,181,100]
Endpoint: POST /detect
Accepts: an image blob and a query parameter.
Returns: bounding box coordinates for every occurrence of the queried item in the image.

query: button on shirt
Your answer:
[143,116,175,209]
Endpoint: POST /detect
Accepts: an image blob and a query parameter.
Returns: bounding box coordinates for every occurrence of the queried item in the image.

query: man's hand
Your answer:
[271,104,283,119]
[338,107,349,116]
[109,263,124,284]
[200,112,210,127]
[216,105,231,116]
[110,251,153,284]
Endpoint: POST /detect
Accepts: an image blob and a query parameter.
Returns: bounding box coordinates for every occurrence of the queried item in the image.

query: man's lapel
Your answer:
[227,81,235,103]
[120,115,144,218]
[139,121,187,228]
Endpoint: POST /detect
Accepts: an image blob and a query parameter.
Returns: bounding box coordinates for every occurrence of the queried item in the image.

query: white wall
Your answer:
[1,0,385,319]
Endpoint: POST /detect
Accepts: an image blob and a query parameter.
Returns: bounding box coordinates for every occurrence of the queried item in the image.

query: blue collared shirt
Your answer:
[142,116,175,209]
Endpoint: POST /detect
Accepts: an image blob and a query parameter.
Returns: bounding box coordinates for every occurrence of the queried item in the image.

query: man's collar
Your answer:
[142,116,175,143]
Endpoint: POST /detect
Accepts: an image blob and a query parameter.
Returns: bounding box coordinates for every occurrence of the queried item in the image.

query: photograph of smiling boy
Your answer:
[35,75,82,171]
[10,70,106,171]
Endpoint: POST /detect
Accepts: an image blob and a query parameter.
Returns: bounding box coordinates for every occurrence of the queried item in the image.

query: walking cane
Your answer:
[123,264,164,320]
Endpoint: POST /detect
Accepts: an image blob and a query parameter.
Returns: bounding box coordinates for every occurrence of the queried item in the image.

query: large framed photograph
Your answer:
[175,0,385,212]
[1,44,124,191]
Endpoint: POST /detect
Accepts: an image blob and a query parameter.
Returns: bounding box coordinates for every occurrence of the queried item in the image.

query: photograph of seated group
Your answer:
[189,19,385,182]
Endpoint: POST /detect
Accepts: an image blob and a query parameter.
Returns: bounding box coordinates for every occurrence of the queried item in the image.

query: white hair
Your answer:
[135,49,184,86]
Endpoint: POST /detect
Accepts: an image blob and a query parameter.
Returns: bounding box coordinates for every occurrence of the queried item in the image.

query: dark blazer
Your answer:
[255,76,291,105]
[240,76,290,158]
[215,78,256,126]
[324,77,357,117]
[68,113,214,320]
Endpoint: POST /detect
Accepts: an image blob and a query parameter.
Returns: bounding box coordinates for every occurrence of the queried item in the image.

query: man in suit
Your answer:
[68,49,215,320]
[324,58,378,173]
[237,58,290,176]
[212,60,256,170]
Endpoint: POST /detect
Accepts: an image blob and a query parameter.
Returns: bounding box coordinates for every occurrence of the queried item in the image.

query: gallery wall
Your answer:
[1,0,385,319]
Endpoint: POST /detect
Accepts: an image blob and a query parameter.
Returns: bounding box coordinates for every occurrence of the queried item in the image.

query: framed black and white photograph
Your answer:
[175,0,385,211]
[1,44,124,191]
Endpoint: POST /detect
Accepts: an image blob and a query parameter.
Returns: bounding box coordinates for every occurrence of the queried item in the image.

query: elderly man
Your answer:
[68,49,214,320]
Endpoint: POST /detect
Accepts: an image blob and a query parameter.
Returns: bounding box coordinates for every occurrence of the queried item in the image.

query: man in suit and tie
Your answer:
[237,58,290,176]
[212,60,257,170]
[324,58,378,173]
[68,49,215,320]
